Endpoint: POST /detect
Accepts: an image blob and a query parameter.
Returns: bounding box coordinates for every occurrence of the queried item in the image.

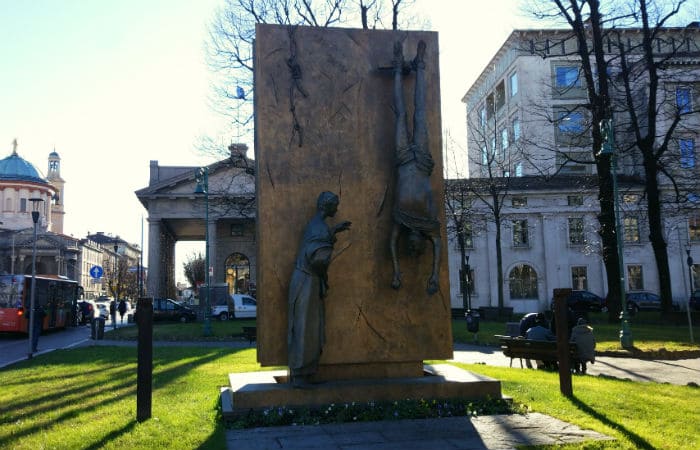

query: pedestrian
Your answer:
[526,316,556,370]
[570,317,596,374]
[30,305,46,352]
[118,299,127,323]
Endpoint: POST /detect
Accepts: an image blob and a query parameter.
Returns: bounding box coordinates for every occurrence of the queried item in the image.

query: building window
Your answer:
[571,266,588,290]
[501,128,509,152]
[512,117,521,141]
[623,194,640,204]
[568,218,585,246]
[509,72,518,97]
[480,106,487,128]
[20,198,27,213]
[627,265,644,291]
[568,195,583,206]
[230,224,244,236]
[693,264,700,291]
[555,66,581,88]
[689,214,700,242]
[557,110,585,133]
[680,138,695,168]
[496,81,506,110]
[486,94,494,120]
[676,87,692,114]
[509,264,539,299]
[624,217,640,243]
[515,162,523,177]
[512,219,529,247]
[512,196,527,207]
[481,146,488,165]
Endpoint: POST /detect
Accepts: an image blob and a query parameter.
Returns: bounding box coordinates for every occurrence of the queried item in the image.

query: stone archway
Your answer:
[225,252,250,295]
[135,147,255,299]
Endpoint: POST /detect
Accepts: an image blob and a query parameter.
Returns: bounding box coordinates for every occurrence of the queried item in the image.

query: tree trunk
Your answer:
[597,155,623,322]
[644,158,674,313]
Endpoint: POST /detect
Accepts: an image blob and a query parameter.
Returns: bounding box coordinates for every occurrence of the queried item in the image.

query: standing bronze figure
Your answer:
[390,40,441,296]
[288,191,351,385]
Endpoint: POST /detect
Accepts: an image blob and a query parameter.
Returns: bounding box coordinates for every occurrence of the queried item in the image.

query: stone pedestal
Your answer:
[221,365,503,418]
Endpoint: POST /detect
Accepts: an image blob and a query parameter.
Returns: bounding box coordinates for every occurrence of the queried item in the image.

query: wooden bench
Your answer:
[242,326,257,345]
[495,335,578,368]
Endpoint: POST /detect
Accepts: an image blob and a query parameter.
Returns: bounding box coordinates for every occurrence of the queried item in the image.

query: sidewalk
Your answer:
[451,343,700,386]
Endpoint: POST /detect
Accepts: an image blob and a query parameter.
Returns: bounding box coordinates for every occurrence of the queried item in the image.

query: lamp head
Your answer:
[194,167,208,194]
[29,198,44,225]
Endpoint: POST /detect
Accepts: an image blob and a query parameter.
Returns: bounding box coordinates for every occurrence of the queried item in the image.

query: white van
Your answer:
[209,293,257,320]
[231,294,257,319]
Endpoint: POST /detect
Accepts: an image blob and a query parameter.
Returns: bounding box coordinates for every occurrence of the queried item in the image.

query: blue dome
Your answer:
[0,152,47,184]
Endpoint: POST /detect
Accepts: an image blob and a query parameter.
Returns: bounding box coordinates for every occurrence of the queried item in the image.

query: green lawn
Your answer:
[452,313,700,354]
[2,344,698,449]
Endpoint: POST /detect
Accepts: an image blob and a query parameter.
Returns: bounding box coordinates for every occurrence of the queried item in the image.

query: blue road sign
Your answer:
[89,265,104,279]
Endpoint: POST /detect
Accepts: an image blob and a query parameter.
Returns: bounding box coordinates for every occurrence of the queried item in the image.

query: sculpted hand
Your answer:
[334,221,352,234]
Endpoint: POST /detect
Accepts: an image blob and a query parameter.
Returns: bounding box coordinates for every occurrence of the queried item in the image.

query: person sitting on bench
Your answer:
[526,316,556,370]
[570,317,596,374]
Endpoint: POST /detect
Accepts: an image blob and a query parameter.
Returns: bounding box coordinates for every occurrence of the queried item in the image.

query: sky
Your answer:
[0,0,534,283]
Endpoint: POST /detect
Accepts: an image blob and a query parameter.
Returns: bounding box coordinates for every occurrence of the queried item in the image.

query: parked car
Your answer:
[231,294,257,319]
[625,291,680,313]
[152,298,197,323]
[690,290,700,311]
[551,290,606,312]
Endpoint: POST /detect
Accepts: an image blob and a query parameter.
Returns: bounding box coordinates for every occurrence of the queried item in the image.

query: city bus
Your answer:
[0,275,78,333]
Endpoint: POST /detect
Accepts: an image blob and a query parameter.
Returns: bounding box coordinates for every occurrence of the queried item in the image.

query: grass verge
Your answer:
[1,345,698,449]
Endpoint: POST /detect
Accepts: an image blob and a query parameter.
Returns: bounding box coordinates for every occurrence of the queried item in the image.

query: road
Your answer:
[0,315,129,368]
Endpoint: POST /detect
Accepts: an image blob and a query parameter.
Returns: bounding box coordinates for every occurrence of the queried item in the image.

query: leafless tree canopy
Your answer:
[204,0,421,151]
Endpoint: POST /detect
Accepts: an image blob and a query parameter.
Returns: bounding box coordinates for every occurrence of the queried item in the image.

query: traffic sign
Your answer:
[89,265,104,279]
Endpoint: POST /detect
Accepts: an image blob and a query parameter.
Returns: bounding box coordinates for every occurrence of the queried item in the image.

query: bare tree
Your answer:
[524,0,630,321]
[607,0,698,314]
[205,0,420,152]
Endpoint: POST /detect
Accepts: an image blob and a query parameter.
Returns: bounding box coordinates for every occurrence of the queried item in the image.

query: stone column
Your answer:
[147,219,162,297]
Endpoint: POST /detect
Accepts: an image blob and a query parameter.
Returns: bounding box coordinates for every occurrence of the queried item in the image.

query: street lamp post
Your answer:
[27,198,44,359]
[600,116,633,348]
[465,254,472,312]
[113,241,119,330]
[685,244,695,344]
[195,167,212,336]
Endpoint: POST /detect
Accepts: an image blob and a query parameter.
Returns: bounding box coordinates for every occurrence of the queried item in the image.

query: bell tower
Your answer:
[47,149,65,234]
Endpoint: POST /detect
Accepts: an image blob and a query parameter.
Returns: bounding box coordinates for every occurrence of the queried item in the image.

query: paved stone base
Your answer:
[225,413,613,449]
[222,364,502,418]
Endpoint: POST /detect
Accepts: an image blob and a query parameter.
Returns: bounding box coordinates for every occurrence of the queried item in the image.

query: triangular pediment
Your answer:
[135,157,255,202]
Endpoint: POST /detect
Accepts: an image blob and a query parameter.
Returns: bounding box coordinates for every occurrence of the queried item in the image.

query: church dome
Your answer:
[0,151,47,184]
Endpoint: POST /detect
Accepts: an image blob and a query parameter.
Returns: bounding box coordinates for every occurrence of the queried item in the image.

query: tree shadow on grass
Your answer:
[569,393,654,449]
[0,346,248,448]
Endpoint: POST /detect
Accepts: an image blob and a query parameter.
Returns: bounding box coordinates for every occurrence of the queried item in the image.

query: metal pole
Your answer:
[202,169,212,336]
[27,198,43,359]
[612,136,632,349]
[686,248,695,344]
[27,214,39,359]
[113,243,118,330]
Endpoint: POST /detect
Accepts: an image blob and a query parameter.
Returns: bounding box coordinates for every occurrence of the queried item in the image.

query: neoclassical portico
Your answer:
[135,145,256,299]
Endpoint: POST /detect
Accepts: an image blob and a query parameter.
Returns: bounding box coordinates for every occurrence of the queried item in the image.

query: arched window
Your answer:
[225,253,250,295]
[509,264,539,299]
